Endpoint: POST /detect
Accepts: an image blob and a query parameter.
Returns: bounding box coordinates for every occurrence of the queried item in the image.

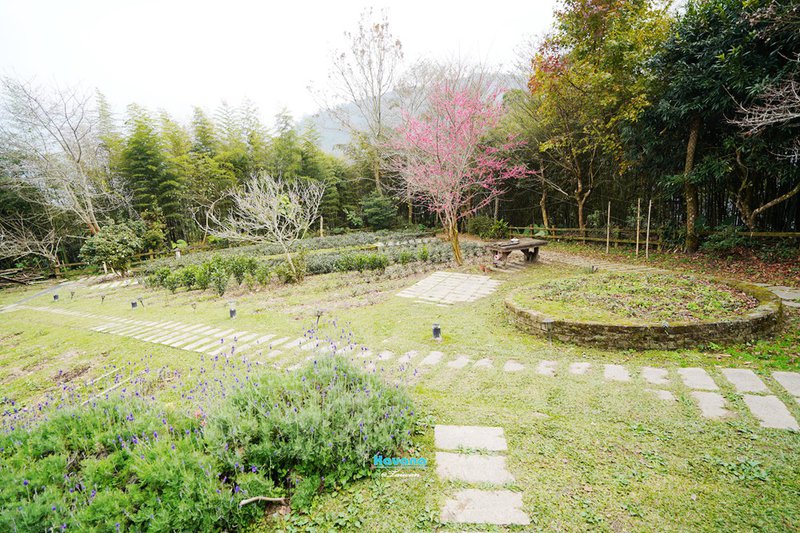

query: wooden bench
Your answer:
[486,238,548,264]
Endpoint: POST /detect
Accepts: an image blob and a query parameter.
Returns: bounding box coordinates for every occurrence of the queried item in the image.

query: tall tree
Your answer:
[389,82,528,264]
[0,78,116,235]
[317,8,403,193]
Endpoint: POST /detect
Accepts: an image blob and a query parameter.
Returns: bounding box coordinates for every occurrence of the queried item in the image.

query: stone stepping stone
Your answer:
[641,366,669,386]
[691,391,732,419]
[270,336,291,348]
[721,368,769,393]
[604,364,630,382]
[568,362,590,375]
[768,286,800,300]
[536,360,557,377]
[441,489,529,526]
[420,351,443,366]
[742,395,799,430]
[283,337,308,349]
[785,301,800,309]
[162,332,196,347]
[435,425,507,451]
[503,360,524,372]
[473,358,493,369]
[377,350,394,361]
[168,335,206,348]
[647,389,676,401]
[678,368,718,390]
[773,372,800,397]
[447,355,470,369]
[184,333,221,351]
[397,350,418,364]
[435,452,514,484]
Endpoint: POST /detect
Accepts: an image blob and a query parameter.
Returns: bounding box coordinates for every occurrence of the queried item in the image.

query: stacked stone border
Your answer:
[505,278,783,350]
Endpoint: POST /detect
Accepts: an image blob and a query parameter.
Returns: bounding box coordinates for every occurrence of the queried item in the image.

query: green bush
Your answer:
[275,253,307,284]
[360,192,397,230]
[205,357,416,510]
[466,215,510,239]
[397,250,414,265]
[255,264,271,285]
[0,356,416,529]
[209,262,230,297]
[163,272,182,293]
[418,245,429,262]
[228,256,250,285]
[0,400,249,531]
[79,220,143,273]
[179,265,198,289]
[466,215,494,238]
[195,264,211,290]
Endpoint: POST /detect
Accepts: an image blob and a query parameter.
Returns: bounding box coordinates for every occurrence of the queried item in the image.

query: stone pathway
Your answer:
[404,349,799,431]
[396,271,501,305]
[11,305,293,362]
[754,284,800,309]
[435,425,529,526]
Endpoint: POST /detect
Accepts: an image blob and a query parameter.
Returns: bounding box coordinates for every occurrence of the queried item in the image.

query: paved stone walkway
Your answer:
[397,350,799,431]
[396,271,501,305]
[11,305,295,363]
[435,425,529,526]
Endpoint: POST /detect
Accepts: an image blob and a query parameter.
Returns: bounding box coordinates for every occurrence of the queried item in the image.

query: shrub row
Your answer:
[143,241,486,295]
[141,229,436,273]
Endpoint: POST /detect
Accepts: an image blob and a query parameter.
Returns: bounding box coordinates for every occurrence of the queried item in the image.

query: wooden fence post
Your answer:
[606,202,611,254]
[635,198,641,257]
[646,199,652,260]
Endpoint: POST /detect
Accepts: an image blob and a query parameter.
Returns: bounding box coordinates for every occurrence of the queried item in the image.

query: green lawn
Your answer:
[1,254,799,531]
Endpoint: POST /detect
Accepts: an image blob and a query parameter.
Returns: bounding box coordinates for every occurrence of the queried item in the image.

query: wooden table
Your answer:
[486,238,548,264]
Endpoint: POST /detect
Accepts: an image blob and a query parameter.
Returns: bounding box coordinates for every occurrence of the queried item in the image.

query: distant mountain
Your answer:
[301,71,525,156]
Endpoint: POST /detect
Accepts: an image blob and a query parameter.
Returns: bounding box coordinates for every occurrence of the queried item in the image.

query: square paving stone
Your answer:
[647,389,676,401]
[641,367,669,385]
[721,369,769,393]
[435,425,507,451]
[447,355,470,369]
[536,360,557,377]
[773,371,800,397]
[503,360,524,372]
[441,489,529,525]
[420,351,443,366]
[691,391,732,419]
[435,452,514,484]
[678,368,718,390]
[604,364,630,382]
[742,395,799,430]
[569,362,591,375]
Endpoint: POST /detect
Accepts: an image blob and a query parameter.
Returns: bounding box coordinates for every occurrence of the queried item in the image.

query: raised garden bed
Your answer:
[506,271,783,349]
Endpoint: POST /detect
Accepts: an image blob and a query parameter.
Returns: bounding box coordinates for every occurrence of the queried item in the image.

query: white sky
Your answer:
[0,0,556,123]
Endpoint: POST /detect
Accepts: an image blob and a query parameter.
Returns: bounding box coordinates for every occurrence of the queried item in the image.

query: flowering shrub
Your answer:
[0,356,417,529]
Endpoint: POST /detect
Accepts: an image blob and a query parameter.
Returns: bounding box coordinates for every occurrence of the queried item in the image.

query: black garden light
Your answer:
[229,301,237,319]
[53,294,59,302]
[432,323,442,341]
[131,300,138,309]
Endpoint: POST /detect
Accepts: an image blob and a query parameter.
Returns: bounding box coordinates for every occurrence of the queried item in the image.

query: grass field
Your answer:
[1,251,799,531]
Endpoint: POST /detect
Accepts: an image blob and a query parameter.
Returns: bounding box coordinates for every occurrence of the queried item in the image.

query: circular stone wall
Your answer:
[505,278,782,350]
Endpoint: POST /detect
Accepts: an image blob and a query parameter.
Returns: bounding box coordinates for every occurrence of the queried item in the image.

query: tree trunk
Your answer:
[447,221,463,266]
[493,196,500,221]
[407,190,413,224]
[373,157,382,194]
[576,194,587,242]
[683,115,701,253]
[539,188,550,233]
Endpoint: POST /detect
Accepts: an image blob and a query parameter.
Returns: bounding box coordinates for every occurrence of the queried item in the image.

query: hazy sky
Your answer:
[0,0,556,123]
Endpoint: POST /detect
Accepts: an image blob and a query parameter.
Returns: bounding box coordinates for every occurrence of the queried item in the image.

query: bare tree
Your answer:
[0,210,66,267]
[0,78,115,235]
[730,71,800,229]
[205,173,325,276]
[313,8,403,193]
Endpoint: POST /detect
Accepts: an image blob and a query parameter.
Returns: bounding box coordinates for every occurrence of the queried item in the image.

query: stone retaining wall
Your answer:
[505,279,783,350]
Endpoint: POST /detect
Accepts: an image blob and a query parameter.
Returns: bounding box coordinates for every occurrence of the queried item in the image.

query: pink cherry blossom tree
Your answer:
[388,82,529,264]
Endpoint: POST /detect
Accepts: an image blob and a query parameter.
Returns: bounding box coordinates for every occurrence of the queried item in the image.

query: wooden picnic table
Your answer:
[486,238,548,264]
